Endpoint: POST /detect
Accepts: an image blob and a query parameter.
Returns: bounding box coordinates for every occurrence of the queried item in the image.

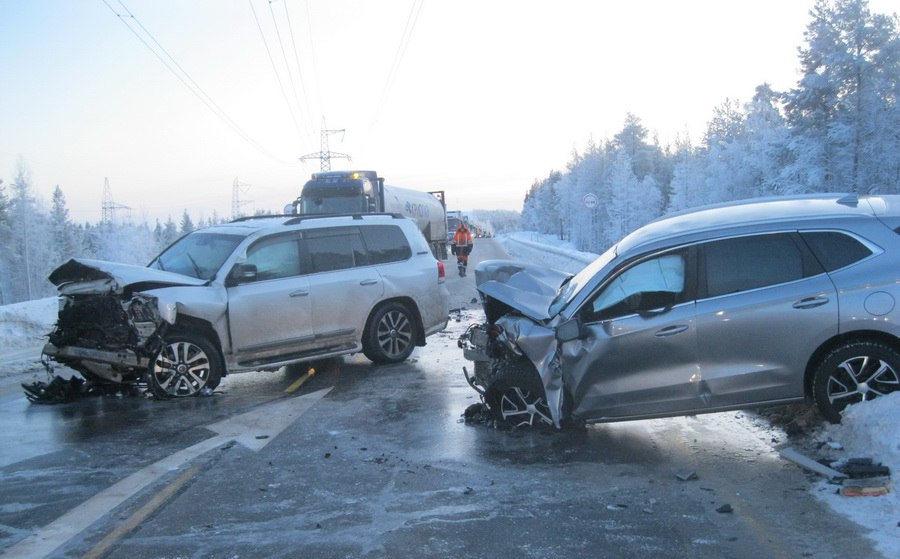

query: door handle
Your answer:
[289,290,309,297]
[792,296,829,309]
[655,325,688,337]
[359,279,378,286]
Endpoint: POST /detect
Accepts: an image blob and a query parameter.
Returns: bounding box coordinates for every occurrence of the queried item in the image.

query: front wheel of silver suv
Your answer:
[148,333,223,398]
[812,341,900,423]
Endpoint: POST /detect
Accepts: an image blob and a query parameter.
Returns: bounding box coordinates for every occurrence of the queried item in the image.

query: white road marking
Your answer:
[3,387,332,558]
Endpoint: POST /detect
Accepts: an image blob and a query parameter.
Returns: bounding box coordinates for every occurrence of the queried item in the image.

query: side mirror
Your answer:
[225,263,257,287]
[556,318,582,343]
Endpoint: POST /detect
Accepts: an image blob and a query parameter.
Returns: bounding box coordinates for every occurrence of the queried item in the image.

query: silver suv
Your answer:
[460,194,900,427]
[43,214,450,397]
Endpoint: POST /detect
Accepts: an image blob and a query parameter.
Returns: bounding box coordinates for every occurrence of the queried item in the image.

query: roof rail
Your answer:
[282,212,405,226]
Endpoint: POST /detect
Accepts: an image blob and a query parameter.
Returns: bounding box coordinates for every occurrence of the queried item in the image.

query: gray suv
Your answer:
[43,214,450,398]
[460,194,900,427]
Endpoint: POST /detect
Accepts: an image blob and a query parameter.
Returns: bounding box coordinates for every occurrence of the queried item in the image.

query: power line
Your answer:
[270,0,315,144]
[369,0,424,130]
[249,0,309,148]
[102,0,288,163]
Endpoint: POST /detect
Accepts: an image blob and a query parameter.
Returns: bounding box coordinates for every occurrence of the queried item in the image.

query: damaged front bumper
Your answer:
[459,317,566,428]
[41,292,168,385]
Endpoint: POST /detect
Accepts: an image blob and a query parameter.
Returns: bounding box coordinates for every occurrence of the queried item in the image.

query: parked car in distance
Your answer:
[459,194,900,427]
[43,213,449,398]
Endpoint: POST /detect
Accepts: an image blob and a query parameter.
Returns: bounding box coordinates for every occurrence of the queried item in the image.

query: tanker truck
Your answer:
[285,170,449,260]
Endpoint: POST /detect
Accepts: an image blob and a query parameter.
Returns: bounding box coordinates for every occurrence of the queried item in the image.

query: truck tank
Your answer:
[381,184,448,258]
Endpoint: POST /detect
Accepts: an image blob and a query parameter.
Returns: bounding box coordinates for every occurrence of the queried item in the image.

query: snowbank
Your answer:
[499,232,597,274]
[0,297,57,352]
[813,393,900,558]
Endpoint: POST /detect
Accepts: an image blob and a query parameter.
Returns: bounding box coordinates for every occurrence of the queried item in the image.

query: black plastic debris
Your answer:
[463,402,493,424]
[716,504,734,514]
[22,375,85,404]
[837,458,891,479]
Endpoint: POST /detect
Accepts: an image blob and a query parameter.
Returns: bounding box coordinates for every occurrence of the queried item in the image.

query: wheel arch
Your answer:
[364,297,426,347]
[168,314,228,375]
[804,330,900,396]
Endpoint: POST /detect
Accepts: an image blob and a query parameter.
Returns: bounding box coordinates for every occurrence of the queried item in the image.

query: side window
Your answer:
[245,236,301,281]
[303,229,368,273]
[800,231,873,272]
[584,251,687,322]
[363,225,412,264]
[703,233,813,298]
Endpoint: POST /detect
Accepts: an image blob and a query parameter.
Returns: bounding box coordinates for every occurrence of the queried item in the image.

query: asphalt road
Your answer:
[0,238,882,559]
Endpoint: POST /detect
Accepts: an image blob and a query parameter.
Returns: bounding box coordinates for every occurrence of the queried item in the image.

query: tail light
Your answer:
[437,261,445,279]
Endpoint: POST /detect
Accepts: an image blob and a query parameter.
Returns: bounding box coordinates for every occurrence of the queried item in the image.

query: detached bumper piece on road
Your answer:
[22,375,85,404]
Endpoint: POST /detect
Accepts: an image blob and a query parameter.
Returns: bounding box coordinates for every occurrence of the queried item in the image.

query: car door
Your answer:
[226,233,316,365]
[300,228,383,350]
[563,247,701,421]
[693,232,838,407]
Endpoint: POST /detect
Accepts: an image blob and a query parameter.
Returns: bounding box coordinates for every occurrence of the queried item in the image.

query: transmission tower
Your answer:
[300,118,351,171]
[101,178,131,225]
[231,177,254,219]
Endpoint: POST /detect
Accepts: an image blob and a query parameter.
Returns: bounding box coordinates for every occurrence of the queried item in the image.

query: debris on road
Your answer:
[840,483,891,497]
[836,457,891,479]
[779,447,847,481]
[716,504,734,514]
[676,470,698,481]
[22,375,84,404]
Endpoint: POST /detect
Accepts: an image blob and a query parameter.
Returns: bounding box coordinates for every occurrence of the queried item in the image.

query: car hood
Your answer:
[474,260,572,322]
[48,258,208,295]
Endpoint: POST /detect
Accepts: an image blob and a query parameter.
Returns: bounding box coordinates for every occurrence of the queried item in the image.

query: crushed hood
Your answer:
[48,258,207,295]
[474,260,572,322]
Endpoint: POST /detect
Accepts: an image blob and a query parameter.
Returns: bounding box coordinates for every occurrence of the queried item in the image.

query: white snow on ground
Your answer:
[1,233,897,556]
[0,297,56,352]
[499,232,900,558]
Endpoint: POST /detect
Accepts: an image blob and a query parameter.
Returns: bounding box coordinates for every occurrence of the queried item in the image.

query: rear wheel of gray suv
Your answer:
[488,359,554,429]
[149,333,223,398]
[812,341,900,423]
[363,302,417,364]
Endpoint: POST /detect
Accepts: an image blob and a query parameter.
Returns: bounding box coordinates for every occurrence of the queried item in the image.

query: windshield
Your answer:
[548,244,618,316]
[300,195,366,214]
[149,232,244,280]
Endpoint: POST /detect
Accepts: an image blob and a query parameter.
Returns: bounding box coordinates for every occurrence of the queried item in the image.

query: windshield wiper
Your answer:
[186,253,203,279]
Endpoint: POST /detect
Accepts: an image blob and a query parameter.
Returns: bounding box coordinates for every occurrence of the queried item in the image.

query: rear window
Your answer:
[703,233,813,297]
[800,231,873,272]
[362,225,412,264]
[302,228,368,273]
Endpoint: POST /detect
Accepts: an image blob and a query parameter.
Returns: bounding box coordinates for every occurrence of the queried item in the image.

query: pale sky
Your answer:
[1,0,898,224]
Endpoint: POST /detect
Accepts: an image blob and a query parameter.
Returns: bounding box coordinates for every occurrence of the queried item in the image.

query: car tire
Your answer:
[148,332,223,399]
[487,359,554,429]
[812,340,900,423]
[363,302,417,364]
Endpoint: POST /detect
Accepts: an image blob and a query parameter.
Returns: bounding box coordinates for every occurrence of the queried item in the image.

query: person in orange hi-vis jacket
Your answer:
[451,222,473,277]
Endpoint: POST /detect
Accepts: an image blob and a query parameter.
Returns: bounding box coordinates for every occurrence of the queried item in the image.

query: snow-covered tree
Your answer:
[784,0,900,193]
[179,209,195,235]
[50,185,79,264]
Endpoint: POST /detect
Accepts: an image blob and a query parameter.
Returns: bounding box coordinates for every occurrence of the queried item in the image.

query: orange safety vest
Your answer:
[453,228,472,247]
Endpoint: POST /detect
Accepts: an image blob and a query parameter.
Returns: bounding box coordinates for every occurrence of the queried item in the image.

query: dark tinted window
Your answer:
[703,234,808,297]
[800,231,873,272]
[363,225,412,264]
[246,235,301,281]
[303,229,367,273]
